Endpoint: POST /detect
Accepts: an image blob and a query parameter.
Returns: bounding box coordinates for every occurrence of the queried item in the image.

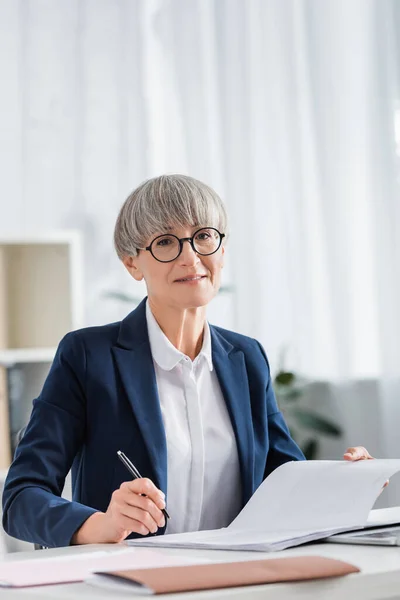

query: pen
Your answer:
[117,450,170,520]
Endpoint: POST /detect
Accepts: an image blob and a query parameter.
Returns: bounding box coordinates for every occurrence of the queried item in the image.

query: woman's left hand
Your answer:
[343,446,389,490]
[343,446,373,461]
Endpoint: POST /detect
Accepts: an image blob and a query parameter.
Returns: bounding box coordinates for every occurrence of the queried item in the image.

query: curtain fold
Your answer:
[147,1,400,502]
[151,0,400,379]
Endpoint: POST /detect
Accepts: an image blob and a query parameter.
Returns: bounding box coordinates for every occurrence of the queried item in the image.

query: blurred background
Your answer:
[1,0,400,550]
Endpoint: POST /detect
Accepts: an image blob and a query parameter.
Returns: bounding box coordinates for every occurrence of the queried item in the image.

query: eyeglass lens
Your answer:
[151,228,221,262]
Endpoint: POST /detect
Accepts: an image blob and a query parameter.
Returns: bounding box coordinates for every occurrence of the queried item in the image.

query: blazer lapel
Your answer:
[112,299,255,505]
[112,299,167,494]
[211,328,255,505]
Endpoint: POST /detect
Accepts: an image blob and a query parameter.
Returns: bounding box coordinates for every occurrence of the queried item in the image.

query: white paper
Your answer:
[128,459,400,552]
[0,548,205,588]
[366,506,400,528]
[230,459,399,531]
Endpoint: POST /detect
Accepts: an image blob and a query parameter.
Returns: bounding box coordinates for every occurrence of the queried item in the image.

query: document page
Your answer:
[0,548,205,588]
[128,459,400,552]
[229,459,400,532]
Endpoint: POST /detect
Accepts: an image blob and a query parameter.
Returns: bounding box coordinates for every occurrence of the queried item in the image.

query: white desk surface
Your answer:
[1,538,400,600]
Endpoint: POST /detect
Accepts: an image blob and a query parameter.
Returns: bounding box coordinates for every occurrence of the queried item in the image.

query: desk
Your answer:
[1,540,400,600]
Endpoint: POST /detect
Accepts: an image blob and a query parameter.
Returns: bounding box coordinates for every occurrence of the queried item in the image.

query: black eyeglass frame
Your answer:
[138,227,225,263]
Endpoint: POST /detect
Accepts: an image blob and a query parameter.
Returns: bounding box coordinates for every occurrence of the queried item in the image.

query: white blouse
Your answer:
[146,301,242,534]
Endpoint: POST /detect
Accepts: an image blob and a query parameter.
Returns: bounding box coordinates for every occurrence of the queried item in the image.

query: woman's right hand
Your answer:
[72,478,166,544]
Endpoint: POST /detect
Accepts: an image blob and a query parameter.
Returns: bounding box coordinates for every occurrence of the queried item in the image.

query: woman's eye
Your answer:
[196,232,211,241]
[157,237,172,246]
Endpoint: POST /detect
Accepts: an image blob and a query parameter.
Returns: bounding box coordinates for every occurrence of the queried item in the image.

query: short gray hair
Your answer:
[114,174,228,259]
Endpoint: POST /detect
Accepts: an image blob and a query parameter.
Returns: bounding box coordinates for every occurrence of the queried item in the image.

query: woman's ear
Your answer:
[220,244,225,268]
[122,255,144,281]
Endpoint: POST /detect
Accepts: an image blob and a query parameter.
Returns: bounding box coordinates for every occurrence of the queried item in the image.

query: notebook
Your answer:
[327,525,400,546]
[87,556,360,595]
[127,459,400,552]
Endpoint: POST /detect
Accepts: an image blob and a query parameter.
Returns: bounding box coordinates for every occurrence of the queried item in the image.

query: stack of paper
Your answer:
[128,459,400,552]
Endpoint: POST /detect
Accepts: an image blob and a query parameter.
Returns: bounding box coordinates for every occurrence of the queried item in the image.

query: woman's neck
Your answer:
[148,297,206,361]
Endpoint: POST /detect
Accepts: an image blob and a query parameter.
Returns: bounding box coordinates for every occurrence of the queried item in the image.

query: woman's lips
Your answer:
[174,275,207,283]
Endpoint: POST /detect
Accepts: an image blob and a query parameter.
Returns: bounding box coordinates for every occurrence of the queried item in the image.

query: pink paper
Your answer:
[0,547,198,587]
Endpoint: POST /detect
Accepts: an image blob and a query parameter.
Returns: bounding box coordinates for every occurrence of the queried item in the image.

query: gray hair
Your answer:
[114,174,228,259]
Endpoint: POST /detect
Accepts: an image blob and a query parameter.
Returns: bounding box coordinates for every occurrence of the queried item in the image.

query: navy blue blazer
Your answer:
[2,298,304,548]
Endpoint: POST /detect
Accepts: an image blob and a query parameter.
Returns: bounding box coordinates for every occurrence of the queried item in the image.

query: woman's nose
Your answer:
[178,240,199,266]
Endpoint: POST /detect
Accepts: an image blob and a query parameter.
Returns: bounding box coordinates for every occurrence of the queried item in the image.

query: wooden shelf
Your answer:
[0,236,83,349]
[0,232,84,470]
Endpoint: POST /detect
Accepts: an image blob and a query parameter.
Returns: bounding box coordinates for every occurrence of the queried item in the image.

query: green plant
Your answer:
[273,368,342,459]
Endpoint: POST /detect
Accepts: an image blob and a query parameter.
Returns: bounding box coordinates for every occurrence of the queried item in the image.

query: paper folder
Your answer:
[88,556,359,595]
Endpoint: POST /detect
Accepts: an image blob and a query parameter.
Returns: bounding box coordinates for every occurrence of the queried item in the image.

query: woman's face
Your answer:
[123,225,225,310]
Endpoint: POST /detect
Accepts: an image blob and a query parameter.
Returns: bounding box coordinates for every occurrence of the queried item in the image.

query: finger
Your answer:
[120,504,160,534]
[377,480,389,496]
[125,493,166,528]
[123,479,166,509]
[113,514,151,537]
[357,445,373,459]
[343,446,374,461]
[343,448,359,460]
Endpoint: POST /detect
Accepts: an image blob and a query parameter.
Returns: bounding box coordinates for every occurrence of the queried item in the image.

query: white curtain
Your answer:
[1,0,399,498]
[144,0,400,375]
[141,0,400,466]
[138,0,400,507]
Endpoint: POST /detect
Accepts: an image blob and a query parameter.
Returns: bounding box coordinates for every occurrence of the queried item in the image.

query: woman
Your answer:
[2,174,372,548]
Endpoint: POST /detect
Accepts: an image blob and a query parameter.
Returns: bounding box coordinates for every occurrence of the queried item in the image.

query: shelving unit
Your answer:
[0,231,84,469]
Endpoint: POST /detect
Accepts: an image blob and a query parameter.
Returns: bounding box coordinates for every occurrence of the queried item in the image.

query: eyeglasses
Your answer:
[138,227,225,263]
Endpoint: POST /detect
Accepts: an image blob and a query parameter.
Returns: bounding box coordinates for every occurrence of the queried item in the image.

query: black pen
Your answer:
[117,450,170,520]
